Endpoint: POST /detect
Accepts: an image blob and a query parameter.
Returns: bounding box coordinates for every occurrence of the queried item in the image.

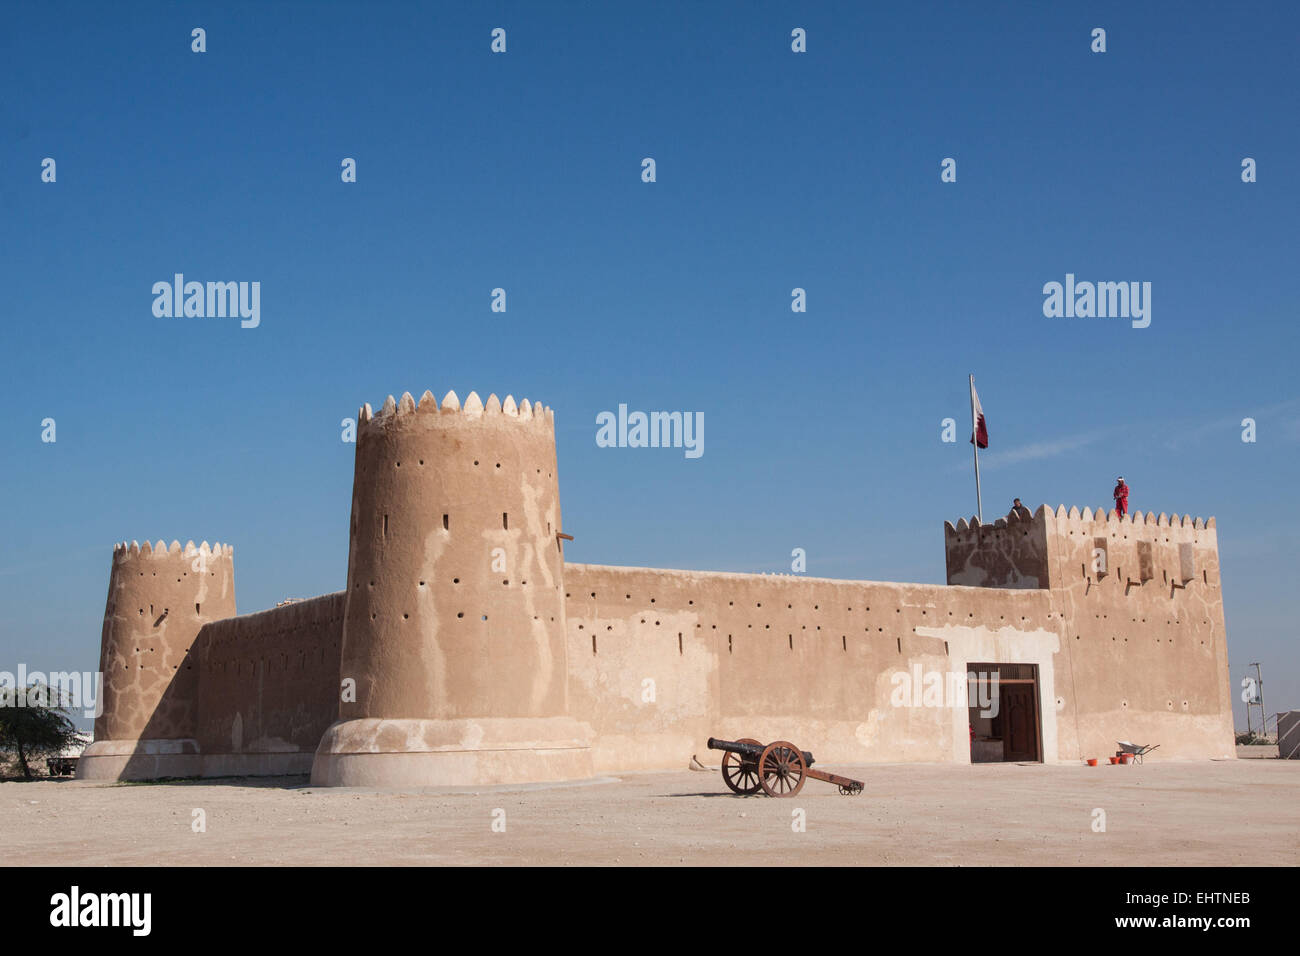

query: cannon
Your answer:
[706,736,864,797]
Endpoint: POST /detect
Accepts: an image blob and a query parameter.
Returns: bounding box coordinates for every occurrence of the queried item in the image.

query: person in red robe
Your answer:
[1113,476,1129,517]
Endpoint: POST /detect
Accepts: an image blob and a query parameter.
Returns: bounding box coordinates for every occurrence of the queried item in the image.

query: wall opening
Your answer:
[503,512,509,530]
[443,513,449,531]
[968,662,1042,764]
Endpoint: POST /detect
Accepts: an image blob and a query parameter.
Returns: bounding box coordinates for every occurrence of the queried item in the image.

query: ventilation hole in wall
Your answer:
[815,604,819,610]
[457,612,464,619]
[474,460,479,466]
[592,635,597,655]
[496,463,501,469]
[453,578,460,584]
[842,635,847,651]
[1203,570,1207,584]
[688,599,694,605]
[651,598,656,604]
[788,635,793,650]
[383,514,389,536]
[195,603,200,614]
[482,615,488,621]
[590,592,596,598]
[728,635,733,653]
[419,581,425,587]
[139,608,144,616]
[896,638,902,653]
[502,512,509,530]
[655,621,660,626]
[678,633,683,655]
[944,641,949,655]
[787,603,792,609]
[396,461,401,467]
[150,604,154,615]
[403,613,409,620]
[728,601,734,606]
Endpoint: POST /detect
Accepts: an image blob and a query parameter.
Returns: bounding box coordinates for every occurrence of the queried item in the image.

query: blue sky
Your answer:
[2,2,1296,731]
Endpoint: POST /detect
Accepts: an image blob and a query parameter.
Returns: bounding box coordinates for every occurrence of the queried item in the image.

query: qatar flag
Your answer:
[970,381,989,449]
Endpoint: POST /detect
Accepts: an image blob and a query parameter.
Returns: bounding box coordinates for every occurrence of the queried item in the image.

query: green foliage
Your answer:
[0,683,83,780]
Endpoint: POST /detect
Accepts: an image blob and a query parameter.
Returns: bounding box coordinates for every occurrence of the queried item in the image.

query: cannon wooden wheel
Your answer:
[721,737,763,794]
[759,740,806,797]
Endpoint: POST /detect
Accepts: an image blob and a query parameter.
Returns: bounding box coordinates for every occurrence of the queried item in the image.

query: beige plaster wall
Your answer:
[563,564,1058,772]
[194,592,345,774]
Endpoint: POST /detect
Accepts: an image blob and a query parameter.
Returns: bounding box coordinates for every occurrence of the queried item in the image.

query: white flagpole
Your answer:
[970,374,983,523]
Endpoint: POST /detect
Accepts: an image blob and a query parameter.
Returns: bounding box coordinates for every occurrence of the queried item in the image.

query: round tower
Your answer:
[76,540,235,780]
[311,389,593,787]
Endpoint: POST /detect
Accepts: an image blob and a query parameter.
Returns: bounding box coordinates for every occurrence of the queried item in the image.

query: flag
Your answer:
[970,380,988,449]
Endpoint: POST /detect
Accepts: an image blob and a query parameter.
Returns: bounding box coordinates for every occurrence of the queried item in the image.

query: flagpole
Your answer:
[970,374,983,523]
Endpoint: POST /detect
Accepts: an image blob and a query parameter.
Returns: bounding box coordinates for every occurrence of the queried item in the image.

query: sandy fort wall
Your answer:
[193,591,345,776]
[563,564,1059,771]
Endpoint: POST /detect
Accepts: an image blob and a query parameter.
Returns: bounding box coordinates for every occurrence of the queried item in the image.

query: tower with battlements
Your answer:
[309,389,594,786]
[943,505,1233,760]
[77,540,235,780]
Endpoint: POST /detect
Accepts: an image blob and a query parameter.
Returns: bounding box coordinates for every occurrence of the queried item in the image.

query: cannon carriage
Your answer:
[706,737,864,797]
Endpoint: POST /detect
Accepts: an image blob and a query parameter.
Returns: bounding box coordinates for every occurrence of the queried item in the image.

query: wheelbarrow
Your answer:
[1116,741,1160,764]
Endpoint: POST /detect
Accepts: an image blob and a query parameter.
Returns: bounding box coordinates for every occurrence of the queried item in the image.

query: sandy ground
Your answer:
[4,757,1296,866]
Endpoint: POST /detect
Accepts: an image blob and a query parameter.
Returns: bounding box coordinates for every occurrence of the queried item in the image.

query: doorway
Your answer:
[968,662,1042,763]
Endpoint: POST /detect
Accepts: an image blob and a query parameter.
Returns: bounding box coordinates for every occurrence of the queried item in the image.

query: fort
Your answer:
[77,388,1235,785]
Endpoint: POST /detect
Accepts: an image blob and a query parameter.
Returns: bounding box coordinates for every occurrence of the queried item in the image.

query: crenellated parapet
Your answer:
[945,504,1219,591]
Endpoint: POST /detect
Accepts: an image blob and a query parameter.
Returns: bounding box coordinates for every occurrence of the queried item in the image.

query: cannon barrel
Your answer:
[707,737,814,766]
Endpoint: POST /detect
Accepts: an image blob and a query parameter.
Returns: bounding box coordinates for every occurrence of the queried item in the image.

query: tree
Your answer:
[0,683,82,780]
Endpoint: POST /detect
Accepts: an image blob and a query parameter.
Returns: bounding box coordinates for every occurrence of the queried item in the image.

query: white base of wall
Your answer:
[310,716,595,787]
[75,738,201,781]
